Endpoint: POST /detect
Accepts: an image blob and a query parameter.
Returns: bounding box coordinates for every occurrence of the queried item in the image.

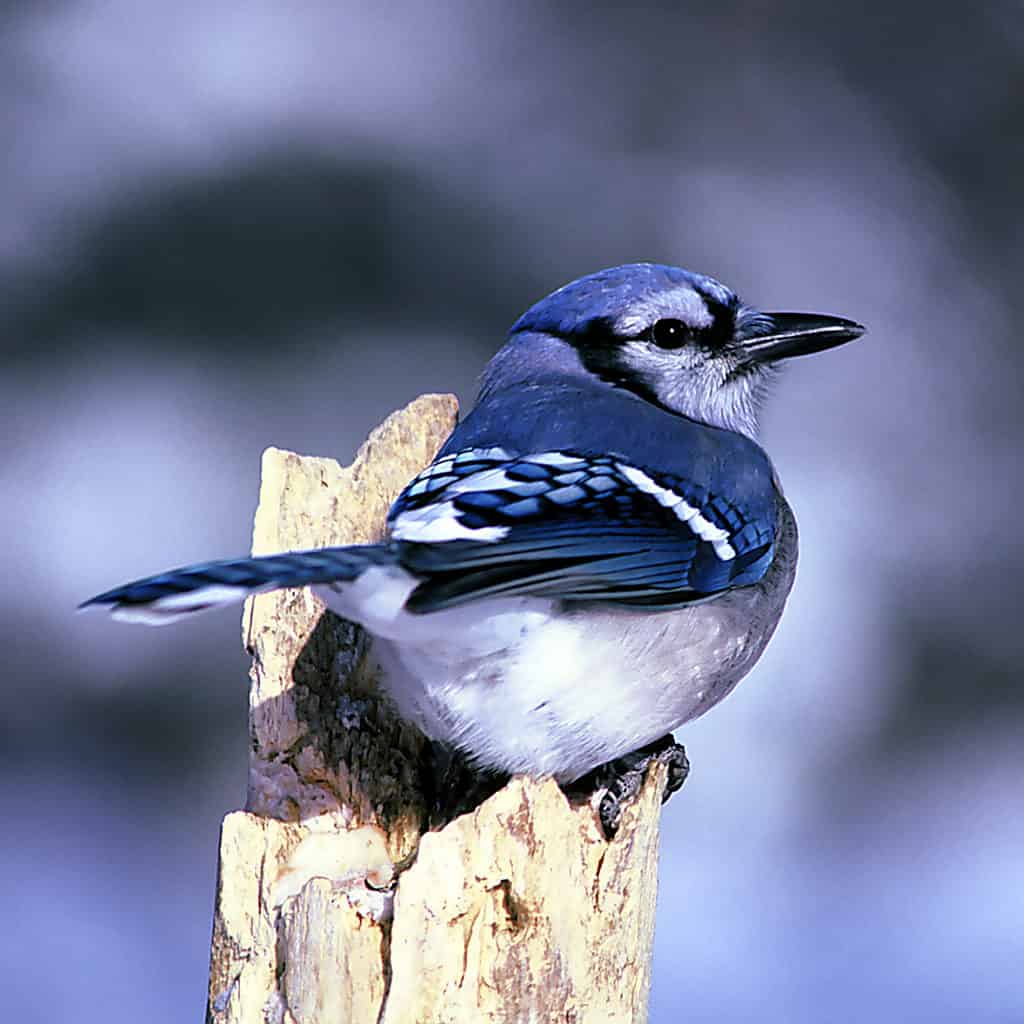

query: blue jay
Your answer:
[82,263,863,832]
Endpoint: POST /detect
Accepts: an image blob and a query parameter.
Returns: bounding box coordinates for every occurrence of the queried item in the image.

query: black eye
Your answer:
[650,318,689,349]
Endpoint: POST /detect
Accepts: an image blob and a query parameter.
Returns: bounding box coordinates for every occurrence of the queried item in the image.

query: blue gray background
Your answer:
[3,2,1021,1021]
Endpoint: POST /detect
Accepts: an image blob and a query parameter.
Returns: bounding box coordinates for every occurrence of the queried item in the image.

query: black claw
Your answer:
[658,739,691,802]
[570,734,690,840]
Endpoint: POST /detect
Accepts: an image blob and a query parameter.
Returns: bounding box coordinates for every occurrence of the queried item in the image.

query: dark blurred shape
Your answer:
[879,609,1024,748]
[6,151,538,359]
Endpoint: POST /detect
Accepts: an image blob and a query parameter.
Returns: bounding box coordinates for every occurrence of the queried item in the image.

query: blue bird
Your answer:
[82,263,863,833]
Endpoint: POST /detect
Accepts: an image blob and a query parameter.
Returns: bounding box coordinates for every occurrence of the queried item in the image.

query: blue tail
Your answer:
[79,545,395,624]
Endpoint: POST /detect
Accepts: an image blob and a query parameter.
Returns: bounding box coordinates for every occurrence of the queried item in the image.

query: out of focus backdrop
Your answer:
[3,2,1021,1021]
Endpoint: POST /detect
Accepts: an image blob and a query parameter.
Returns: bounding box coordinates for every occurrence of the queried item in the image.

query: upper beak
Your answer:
[738,312,865,363]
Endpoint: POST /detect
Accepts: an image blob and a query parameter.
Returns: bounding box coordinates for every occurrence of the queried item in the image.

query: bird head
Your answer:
[503,263,864,439]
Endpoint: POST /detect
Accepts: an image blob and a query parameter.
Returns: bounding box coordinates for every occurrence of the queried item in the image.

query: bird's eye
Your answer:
[650,319,689,349]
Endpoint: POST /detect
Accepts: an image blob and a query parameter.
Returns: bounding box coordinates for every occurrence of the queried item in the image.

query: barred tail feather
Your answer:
[79,545,395,625]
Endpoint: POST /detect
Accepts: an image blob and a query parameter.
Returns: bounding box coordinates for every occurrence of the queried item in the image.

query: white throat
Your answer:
[617,340,773,440]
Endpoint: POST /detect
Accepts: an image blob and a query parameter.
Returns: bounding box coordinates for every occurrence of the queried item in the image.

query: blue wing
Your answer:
[388,448,776,613]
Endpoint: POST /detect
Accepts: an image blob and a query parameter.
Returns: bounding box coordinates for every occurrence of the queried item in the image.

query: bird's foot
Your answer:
[570,734,690,840]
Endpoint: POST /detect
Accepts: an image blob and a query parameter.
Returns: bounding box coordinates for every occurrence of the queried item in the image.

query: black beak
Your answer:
[739,312,865,363]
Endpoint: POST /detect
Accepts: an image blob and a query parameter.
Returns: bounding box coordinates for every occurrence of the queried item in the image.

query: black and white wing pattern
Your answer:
[387,447,777,613]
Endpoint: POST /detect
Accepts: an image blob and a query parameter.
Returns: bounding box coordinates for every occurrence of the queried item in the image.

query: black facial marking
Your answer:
[693,290,736,351]
[561,318,680,414]
[549,294,743,416]
[563,317,624,381]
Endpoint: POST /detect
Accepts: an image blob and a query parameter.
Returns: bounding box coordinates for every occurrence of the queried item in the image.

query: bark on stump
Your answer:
[206,393,669,1024]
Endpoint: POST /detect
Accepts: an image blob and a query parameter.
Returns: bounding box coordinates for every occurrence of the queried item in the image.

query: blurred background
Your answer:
[3,1,1022,1020]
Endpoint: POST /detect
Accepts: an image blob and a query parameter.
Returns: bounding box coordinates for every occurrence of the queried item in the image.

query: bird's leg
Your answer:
[568,734,690,840]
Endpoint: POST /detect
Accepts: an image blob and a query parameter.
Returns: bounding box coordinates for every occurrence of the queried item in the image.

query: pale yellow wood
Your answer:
[206,394,667,1024]
[383,773,665,1024]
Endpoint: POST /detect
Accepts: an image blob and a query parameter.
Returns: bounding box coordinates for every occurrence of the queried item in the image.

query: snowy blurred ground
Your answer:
[2,3,1022,1021]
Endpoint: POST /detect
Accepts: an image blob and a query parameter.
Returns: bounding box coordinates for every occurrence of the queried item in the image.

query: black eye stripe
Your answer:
[648,298,734,352]
[697,293,736,350]
[562,297,737,362]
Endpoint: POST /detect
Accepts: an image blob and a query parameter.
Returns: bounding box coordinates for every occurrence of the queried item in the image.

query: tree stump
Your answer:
[205,394,669,1024]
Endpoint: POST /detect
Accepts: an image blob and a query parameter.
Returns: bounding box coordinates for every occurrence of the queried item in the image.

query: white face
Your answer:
[499,264,862,441]
[598,285,776,440]
[611,335,774,440]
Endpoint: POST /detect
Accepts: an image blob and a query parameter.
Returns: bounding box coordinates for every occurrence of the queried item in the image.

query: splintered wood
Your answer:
[206,394,668,1024]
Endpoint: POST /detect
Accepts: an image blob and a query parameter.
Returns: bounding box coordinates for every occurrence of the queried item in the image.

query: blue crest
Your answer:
[510,262,737,336]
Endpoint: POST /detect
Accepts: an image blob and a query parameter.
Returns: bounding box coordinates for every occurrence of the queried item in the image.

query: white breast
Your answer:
[316,499,798,782]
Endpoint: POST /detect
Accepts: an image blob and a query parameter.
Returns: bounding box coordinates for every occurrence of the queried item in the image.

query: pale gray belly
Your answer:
[367,498,799,782]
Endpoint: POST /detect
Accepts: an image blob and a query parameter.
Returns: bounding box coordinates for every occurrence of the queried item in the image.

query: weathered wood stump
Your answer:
[206,394,668,1024]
